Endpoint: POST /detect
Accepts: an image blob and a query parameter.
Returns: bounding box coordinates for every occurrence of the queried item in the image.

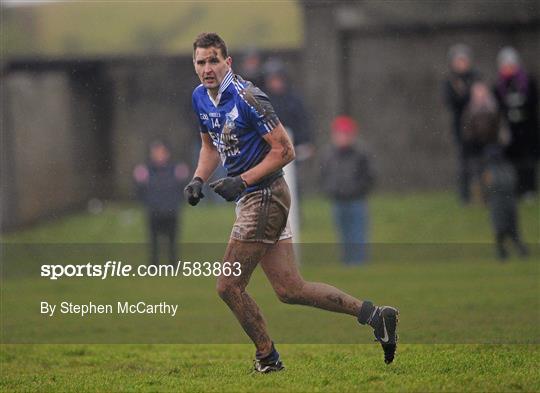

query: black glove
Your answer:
[209,176,247,201]
[184,177,205,206]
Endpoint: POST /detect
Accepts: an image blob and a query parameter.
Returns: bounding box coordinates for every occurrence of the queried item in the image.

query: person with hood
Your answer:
[263,58,314,161]
[238,48,265,90]
[494,47,539,199]
[443,44,480,203]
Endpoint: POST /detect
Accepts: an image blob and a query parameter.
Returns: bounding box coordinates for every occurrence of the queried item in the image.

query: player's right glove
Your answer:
[209,176,247,202]
[184,177,205,206]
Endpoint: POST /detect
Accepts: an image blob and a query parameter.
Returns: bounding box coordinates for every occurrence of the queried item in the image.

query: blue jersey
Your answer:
[192,70,282,192]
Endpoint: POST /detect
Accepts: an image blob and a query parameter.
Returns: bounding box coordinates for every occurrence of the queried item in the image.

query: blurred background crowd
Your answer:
[1,0,538,264]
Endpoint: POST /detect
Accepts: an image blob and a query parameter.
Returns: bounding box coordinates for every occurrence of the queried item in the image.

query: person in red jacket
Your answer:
[320,116,374,264]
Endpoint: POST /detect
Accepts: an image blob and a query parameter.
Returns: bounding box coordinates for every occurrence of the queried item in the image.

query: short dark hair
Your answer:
[193,32,228,58]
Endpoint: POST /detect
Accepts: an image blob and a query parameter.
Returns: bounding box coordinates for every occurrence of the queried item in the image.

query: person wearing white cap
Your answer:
[494,46,539,199]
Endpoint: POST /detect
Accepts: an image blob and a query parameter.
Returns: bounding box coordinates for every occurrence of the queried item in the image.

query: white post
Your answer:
[283,128,301,264]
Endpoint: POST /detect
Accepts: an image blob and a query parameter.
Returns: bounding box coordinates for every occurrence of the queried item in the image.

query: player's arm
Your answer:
[240,123,295,185]
[194,132,220,182]
[210,87,294,201]
[184,133,220,206]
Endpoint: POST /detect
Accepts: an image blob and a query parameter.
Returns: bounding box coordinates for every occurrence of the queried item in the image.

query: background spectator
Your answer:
[238,48,265,89]
[482,146,528,260]
[320,116,374,265]
[264,58,315,208]
[133,140,189,265]
[263,58,314,161]
[494,46,539,199]
[443,43,481,204]
[461,81,502,201]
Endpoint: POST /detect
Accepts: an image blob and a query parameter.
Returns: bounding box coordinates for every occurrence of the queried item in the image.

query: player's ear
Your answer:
[226,56,232,68]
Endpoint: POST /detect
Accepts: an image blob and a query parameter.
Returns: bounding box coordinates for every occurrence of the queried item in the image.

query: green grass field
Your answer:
[1,193,539,392]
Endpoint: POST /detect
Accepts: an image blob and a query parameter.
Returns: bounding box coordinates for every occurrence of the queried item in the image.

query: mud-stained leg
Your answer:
[216,238,273,356]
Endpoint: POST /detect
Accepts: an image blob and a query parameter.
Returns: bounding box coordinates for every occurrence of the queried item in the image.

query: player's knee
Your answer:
[216,280,239,301]
[275,286,302,304]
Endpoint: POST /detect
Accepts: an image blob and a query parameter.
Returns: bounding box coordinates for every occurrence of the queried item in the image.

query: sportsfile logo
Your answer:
[40,261,242,280]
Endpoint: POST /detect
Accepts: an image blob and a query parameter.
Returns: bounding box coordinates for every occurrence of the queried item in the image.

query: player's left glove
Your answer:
[210,176,247,201]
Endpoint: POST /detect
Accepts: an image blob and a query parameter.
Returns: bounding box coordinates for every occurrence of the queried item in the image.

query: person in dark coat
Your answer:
[263,59,314,160]
[482,146,528,260]
[133,140,189,265]
[443,44,481,204]
[264,60,315,209]
[238,48,265,91]
[494,47,539,199]
[320,116,374,265]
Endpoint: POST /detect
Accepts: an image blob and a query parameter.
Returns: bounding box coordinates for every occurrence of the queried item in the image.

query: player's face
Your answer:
[194,47,232,92]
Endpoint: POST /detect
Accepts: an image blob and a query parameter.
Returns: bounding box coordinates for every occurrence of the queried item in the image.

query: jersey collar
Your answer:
[206,69,234,107]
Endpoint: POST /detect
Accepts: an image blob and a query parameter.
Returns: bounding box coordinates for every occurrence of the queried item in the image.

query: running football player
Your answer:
[185,32,399,373]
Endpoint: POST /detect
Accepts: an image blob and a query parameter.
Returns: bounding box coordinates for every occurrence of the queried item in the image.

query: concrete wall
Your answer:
[2,72,85,226]
[0,59,197,229]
